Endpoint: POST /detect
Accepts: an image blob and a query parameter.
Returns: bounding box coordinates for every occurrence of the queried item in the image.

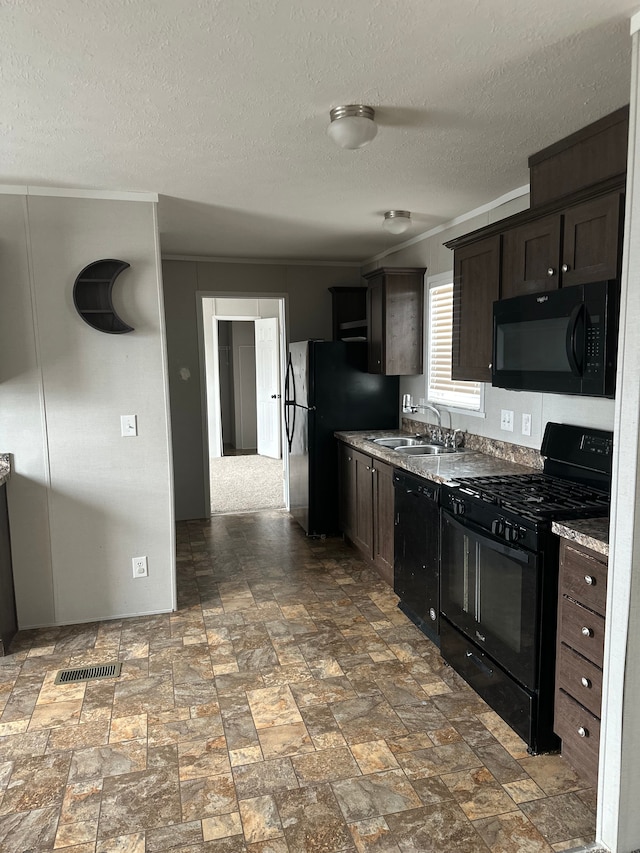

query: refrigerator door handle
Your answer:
[284,354,295,407]
[284,353,296,451]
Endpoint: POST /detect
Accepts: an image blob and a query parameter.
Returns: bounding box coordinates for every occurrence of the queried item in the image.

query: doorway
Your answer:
[199,295,288,515]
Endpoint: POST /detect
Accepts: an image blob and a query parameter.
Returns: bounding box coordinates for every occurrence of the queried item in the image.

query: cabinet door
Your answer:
[352,450,373,558]
[383,273,424,375]
[561,193,623,287]
[367,279,384,374]
[372,460,394,586]
[452,236,501,382]
[501,214,562,298]
[338,442,356,541]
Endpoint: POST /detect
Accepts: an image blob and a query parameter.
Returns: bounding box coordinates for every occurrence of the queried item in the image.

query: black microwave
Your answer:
[492,280,619,397]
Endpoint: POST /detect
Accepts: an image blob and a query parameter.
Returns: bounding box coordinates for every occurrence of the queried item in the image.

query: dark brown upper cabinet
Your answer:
[452,236,501,383]
[363,267,425,375]
[445,107,627,383]
[502,215,563,298]
[561,192,623,286]
[501,192,623,299]
[529,106,628,208]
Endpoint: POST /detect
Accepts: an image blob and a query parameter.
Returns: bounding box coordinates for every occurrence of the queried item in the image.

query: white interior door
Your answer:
[255,317,281,459]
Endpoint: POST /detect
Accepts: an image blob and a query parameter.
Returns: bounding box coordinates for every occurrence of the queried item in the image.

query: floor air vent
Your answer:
[54,662,122,685]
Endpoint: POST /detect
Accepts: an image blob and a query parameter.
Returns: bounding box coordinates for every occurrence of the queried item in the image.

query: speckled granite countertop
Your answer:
[336,430,610,552]
[0,455,10,488]
[552,518,609,557]
[335,429,538,485]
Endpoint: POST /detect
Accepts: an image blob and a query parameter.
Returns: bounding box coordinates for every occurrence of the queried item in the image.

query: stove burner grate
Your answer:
[455,473,609,521]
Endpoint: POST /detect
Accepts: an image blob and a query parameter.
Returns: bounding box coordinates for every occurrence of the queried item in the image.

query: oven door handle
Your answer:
[442,510,533,565]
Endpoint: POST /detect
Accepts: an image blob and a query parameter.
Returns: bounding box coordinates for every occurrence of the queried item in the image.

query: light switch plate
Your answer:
[121,415,137,437]
[522,413,532,436]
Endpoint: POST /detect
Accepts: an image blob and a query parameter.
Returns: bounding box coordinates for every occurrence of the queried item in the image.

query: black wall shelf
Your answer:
[73,259,134,334]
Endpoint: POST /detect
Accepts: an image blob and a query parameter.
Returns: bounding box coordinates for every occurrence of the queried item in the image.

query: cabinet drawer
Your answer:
[557,642,602,718]
[554,688,600,785]
[558,597,605,667]
[560,542,608,616]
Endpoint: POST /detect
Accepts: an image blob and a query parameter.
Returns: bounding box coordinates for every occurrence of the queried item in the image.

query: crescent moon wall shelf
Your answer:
[73,259,134,334]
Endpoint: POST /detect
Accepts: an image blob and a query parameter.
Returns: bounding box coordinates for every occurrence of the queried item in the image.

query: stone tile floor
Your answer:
[0,510,597,852]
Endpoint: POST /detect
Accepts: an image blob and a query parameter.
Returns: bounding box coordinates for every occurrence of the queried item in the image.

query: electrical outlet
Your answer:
[132,556,148,578]
[500,409,514,432]
[522,413,532,436]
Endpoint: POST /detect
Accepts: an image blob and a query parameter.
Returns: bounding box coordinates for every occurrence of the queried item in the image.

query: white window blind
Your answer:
[428,282,482,411]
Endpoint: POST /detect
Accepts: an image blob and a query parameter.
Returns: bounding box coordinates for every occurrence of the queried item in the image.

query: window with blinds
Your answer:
[428,282,482,410]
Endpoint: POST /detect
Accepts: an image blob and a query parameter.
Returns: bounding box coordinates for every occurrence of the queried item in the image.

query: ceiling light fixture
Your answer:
[382,210,412,235]
[327,105,377,149]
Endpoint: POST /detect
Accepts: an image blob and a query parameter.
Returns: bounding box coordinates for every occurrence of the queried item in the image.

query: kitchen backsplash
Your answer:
[401,416,544,470]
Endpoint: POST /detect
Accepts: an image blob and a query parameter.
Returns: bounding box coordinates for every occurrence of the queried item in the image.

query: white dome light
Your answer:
[327,105,377,150]
[382,210,412,235]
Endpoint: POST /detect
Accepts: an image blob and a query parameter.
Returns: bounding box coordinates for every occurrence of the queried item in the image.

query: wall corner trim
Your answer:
[631,9,640,36]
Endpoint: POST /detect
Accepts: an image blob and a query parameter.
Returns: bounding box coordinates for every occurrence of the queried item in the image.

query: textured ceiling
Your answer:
[1,1,635,262]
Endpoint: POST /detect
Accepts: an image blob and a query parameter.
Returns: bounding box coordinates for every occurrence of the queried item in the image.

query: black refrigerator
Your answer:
[285,340,399,536]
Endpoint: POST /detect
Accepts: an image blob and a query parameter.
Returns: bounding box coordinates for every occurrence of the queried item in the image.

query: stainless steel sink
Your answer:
[372,436,424,447]
[394,444,462,455]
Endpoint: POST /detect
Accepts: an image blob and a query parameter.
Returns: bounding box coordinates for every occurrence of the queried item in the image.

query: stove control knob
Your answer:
[491,519,504,536]
[504,523,521,542]
[452,498,465,516]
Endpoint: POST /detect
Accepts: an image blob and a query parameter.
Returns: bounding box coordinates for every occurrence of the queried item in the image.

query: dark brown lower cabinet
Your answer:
[554,538,608,786]
[372,459,394,586]
[338,443,394,585]
[0,484,17,656]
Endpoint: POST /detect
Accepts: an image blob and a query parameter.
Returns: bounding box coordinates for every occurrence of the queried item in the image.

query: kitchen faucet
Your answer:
[414,402,443,444]
[420,403,441,426]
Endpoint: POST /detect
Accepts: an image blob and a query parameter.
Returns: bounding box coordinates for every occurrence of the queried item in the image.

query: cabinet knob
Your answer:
[584,575,595,585]
[547,267,556,277]
[371,467,377,475]
[488,363,492,369]
[577,726,589,738]
[561,263,570,273]
[581,626,593,637]
[365,465,372,471]
[347,456,352,462]
[581,676,592,689]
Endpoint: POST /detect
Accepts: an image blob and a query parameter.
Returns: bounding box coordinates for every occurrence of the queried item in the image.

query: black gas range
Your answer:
[439,422,612,754]
[442,471,610,551]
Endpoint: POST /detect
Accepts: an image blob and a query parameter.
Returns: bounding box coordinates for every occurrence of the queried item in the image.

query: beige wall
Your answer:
[0,192,174,627]
[162,259,361,519]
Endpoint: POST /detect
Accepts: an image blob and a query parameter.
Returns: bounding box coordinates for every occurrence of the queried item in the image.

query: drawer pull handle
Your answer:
[577,726,589,738]
[581,626,593,637]
[581,676,592,689]
[584,575,595,585]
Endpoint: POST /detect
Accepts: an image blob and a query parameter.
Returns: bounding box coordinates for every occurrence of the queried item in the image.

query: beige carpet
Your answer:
[209,454,285,514]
